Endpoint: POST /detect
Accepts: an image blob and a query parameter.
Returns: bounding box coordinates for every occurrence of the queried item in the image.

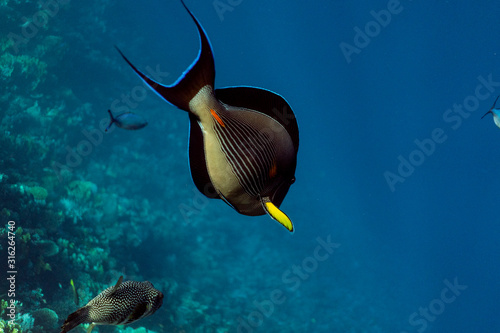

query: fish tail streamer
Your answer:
[115,1,215,112]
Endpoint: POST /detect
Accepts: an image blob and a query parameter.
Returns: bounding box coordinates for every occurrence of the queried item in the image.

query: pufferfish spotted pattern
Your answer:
[60,276,163,333]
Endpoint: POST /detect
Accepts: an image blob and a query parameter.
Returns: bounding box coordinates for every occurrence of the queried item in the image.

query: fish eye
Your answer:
[290,177,296,184]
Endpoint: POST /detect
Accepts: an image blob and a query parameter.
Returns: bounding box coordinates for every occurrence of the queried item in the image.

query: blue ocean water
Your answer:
[1,0,500,332]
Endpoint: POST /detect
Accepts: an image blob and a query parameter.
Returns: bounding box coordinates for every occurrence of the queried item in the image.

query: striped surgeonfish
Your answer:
[115,0,299,232]
[60,276,163,333]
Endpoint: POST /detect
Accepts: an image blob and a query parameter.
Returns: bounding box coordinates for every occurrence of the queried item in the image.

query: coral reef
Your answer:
[17,313,34,332]
[0,52,48,91]
[123,327,159,333]
[33,239,59,257]
[0,0,266,328]
[66,180,97,203]
[25,185,48,204]
[0,319,22,333]
[32,308,58,331]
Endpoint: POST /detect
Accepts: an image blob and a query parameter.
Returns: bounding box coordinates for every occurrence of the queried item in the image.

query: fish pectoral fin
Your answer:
[261,197,294,232]
[86,323,96,333]
[127,302,149,323]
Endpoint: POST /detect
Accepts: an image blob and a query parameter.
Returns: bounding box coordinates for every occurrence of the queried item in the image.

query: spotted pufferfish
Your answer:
[60,276,163,333]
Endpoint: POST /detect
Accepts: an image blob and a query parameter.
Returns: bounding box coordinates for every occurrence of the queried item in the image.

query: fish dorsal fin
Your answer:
[188,114,218,199]
[115,1,215,112]
[215,86,299,153]
[261,196,294,232]
[110,276,123,295]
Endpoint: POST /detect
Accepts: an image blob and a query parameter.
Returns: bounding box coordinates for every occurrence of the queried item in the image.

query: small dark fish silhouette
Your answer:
[115,0,299,232]
[60,276,163,333]
[105,109,148,132]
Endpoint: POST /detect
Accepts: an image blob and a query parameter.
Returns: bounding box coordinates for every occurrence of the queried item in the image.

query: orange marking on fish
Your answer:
[210,109,225,127]
[269,162,277,178]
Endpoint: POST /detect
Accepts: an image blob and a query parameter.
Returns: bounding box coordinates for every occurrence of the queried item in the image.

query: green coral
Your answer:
[25,101,41,117]
[0,53,15,79]
[26,186,48,202]
[33,239,59,257]
[0,300,25,333]
[67,180,98,202]
[0,319,22,333]
[15,227,31,244]
[124,327,158,333]
[0,299,8,316]
[0,52,47,90]
[34,256,52,274]
[33,308,58,330]
[0,36,14,52]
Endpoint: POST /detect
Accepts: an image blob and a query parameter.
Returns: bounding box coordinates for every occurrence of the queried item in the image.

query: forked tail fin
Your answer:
[105,109,116,132]
[482,95,500,119]
[481,111,492,119]
[115,0,215,112]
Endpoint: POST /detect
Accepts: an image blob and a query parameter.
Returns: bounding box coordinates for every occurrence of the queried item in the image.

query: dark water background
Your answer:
[1,0,500,332]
